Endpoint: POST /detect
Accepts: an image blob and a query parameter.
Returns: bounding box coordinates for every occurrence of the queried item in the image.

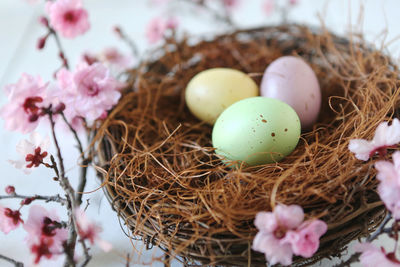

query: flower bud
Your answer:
[5,186,15,195]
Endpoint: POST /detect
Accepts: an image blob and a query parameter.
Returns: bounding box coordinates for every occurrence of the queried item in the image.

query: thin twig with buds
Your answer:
[178,0,235,27]
[0,193,67,205]
[38,17,69,70]
[60,112,90,206]
[0,254,24,267]
[114,26,140,58]
[78,239,92,267]
[48,111,79,267]
[367,213,392,242]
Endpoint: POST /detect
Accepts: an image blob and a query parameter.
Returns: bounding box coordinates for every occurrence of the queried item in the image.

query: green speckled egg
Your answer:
[212,97,301,166]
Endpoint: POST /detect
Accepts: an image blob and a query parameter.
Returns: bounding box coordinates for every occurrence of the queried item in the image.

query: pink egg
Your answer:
[260,56,321,129]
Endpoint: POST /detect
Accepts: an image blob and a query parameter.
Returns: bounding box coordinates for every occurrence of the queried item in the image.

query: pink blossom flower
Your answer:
[55,62,123,123]
[284,220,327,258]
[222,0,240,11]
[0,206,23,234]
[289,0,299,5]
[262,0,275,15]
[75,208,112,252]
[9,132,50,174]
[146,17,179,44]
[349,119,400,161]
[252,205,304,265]
[165,17,179,30]
[23,205,68,263]
[252,204,327,265]
[375,151,400,219]
[52,68,82,129]
[98,47,134,71]
[71,62,122,121]
[45,0,90,39]
[355,243,400,267]
[0,74,47,134]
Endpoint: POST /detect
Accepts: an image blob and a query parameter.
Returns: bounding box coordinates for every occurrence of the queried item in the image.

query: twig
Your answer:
[76,164,88,206]
[333,213,393,266]
[178,0,235,27]
[0,254,23,267]
[114,26,139,58]
[367,213,392,242]
[332,252,361,267]
[60,112,89,206]
[48,112,78,267]
[50,28,70,69]
[60,113,84,154]
[78,239,92,267]
[126,253,130,267]
[0,193,67,205]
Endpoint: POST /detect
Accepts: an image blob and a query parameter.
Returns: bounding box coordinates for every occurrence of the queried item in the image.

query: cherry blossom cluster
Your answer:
[146,0,299,44]
[0,63,124,134]
[0,197,109,264]
[0,0,132,265]
[349,118,400,266]
[252,204,327,266]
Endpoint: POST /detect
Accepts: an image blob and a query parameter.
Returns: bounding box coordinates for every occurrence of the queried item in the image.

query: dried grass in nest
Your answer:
[93,24,400,266]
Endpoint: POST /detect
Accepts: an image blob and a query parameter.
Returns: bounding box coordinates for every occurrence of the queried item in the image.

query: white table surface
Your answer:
[0,0,399,266]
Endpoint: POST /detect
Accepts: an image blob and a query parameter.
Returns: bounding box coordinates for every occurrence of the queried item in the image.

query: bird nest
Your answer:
[93,24,400,266]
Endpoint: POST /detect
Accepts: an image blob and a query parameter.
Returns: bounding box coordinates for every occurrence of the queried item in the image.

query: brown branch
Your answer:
[332,252,361,267]
[0,193,67,205]
[0,254,23,267]
[78,239,92,267]
[60,112,89,206]
[48,112,79,267]
[50,29,70,70]
[333,213,393,267]
[114,26,139,58]
[178,0,234,27]
[367,213,392,242]
[76,164,89,206]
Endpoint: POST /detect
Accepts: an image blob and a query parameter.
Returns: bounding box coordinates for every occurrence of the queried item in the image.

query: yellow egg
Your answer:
[185,68,258,124]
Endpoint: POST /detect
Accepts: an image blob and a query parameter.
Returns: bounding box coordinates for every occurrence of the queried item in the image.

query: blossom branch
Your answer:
[47,111,79,267]
[60,113,83,154]
[332,252,361,267]
[178,0,234,27]
[0,254,24,267]
[38,17,69,70]
[0,193,67,205]
[60,112,89,206]
[332,213,394,267]
[50,28,70,70]
[78,239,92,267]
[113,26,139,58]
[367,213,392,242]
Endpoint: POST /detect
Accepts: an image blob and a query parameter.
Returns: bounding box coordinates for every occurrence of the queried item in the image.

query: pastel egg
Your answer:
[185,68,258,124]
[260,56,321,129]
[212,97,301,166]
